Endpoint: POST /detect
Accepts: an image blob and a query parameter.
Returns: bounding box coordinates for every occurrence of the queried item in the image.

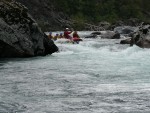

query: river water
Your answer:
[0,32,150,113]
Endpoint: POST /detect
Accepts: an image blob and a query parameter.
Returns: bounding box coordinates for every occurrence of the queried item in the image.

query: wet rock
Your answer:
[112,33,120,39]
[131,24,150,48]
[91,31,101,35]
[0,0,58,58]
[101,31,120,39]
[85,31,120,39]
[85,34,97,38]
[84,31,101,38]
[120,38,131,44]
[114,26,136,36]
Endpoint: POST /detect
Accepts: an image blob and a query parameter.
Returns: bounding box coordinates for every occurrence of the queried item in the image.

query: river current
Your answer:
[0,32,150,113]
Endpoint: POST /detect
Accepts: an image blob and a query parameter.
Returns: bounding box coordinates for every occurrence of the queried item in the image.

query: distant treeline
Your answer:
[52,0,150,24]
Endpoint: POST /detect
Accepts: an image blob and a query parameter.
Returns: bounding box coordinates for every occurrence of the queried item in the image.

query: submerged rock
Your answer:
[0,0,58,58]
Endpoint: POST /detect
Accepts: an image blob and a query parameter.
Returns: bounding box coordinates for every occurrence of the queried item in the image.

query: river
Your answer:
[0,32,150,113]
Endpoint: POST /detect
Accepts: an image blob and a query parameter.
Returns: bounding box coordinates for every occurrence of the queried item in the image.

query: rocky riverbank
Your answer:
[0,0,58,58]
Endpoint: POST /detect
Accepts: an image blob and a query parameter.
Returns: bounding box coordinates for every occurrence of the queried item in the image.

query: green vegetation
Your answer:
[53,0,150,24]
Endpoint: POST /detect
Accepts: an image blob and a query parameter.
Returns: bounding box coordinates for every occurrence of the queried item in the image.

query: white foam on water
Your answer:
[1,32,150,113]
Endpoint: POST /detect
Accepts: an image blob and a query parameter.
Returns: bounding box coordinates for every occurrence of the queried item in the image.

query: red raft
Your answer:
[72,37,82,42]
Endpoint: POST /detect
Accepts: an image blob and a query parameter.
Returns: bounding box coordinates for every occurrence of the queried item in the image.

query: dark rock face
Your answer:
[0,0,58,58]
[130,24,150,48]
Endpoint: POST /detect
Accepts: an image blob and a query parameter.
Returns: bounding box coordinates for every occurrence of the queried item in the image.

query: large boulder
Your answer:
[0,0,58,58]
[130,24,150,48]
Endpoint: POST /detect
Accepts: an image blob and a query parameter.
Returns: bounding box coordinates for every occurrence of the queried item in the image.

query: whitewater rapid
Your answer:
[0,32,150,113]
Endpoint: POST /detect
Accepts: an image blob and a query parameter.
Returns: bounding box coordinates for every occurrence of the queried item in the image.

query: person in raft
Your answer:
[48,32,53,39]
[53,34,59,41]
[59,33,64,38]
[64,28,72,39]
[73,31,80,38]
[73,31,82,42]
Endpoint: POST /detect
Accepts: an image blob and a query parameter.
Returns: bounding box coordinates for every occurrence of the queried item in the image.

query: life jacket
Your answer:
[64,31,72,39]
[73,33,79,38]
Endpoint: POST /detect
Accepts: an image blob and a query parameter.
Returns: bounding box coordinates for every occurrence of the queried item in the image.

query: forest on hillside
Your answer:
[16,0,150,30]
[53,0,150,23]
